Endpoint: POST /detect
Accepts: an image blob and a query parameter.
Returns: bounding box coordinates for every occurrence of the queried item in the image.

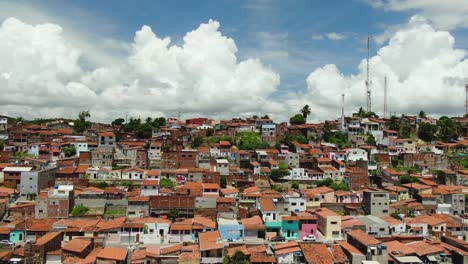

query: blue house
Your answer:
[217,218,244,241]
[9,230,25,244]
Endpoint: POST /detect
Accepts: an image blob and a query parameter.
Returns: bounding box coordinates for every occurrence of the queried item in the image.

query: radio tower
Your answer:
[465,84,468,117]
[366,34,372,112]
[384,76,388,119]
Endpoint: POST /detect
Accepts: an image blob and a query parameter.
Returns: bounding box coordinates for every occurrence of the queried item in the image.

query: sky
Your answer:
[0,0,467,122]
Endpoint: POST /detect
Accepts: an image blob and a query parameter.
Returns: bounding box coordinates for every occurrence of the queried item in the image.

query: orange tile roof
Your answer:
[247,244,267,254]
[227,245,250,257]
[380,215,403,226]
[315,207,339,218]
[407,241,445,256]
[250,253,277,263]
[336,240,364,256]
[199,231,223,251]
[301,243,334,264]
[62,238,91,253]
[240,215,265,230]
[35,232,62,246]
[384,240,417,256]
[98,131,115,137]
[161,244,182,255]
[220,188,239,195]
[97,247,127,261]
[347,230,381,246]
[259,197,276,211]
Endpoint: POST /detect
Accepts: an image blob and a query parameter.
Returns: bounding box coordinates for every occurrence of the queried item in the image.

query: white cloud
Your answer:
[287,15,468,121]
[312,34,324,40]
[0,18,281,121]
[325,32,348,40]
[366,0,468,30]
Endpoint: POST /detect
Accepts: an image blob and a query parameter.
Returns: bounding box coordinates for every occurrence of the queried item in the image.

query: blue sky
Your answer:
[0,0,467,121]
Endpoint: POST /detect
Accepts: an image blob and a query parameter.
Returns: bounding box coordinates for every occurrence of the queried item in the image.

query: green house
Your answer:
[9,230,25,243]
[281,217,299,240]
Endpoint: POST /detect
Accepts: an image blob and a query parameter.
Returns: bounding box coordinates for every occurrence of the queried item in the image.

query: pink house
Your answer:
[295,212,319,240]
[334,191,363,203]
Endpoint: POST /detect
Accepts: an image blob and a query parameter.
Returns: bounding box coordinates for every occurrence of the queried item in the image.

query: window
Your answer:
[331,221,337,225]
[300,202,304,206]
[382,210,388,213]
[266,213,271,216]
[291,203,297,206]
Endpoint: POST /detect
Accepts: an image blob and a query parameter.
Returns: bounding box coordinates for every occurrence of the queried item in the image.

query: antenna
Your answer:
[366,33,372,112]
[384,76,388,119]
[341,93,345,117]
[465,84,468,117]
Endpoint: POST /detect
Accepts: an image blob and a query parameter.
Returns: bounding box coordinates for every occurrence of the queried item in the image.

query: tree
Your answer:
[400,125,412,138]
[437,116,460,142]
[366,133,376,146]
[236,132,268,150]
[291,182,299,189]
[399,175,418,184]
[270,167,289,182]
[191,136,204,148]
[74,110,91,133]
[417,122,437,142]
[388,115,400,131]
[330,181,350,191]
[152,117,166,128]
[418,110,427,118]
[289,114,306,125]
[300,105,311,119]
[112,118,125,126]
[71,205,90,217]
[63,145,77,157]
[224,251,248,264]
[160,178,176,189]
[261,115,270,119]
[169,208,179,219]
[220,175,227,188]
[206,128,214,137]
[136,123,153,139]
[316,178,333,187]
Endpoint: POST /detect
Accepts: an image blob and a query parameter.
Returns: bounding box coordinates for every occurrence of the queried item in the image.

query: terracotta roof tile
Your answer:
[259,197,276,211]
[62,238,91,253]
[97,247,127,261]
[347,229,381,246]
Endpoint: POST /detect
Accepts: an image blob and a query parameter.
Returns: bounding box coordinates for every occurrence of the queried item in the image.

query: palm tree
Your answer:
[78,110,90,122]
[301,105,311,119]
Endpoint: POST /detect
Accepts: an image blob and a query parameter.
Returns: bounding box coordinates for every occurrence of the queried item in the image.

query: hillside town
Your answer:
[0,108,467,264]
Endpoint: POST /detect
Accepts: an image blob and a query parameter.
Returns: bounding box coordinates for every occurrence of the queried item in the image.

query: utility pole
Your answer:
[465,84,468,117]
[366,33,372,112]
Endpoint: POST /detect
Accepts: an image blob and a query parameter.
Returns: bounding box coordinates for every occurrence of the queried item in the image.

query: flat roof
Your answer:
[3,167,33,172]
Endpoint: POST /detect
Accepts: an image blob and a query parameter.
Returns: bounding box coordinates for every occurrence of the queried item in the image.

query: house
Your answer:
[281,216,299,240]
[258,198,280,234]
[272,241,301,264]
[218,218,244,242]
[96,247,127,264]
[316,208,341,241]
[98,131,116,148]
[301,243,348,264]
[141,179,160,196]
[62,237,93,259]
[20,167,57,196]
[346,229,388,263]
[216,159,229,176]
[28,232,63,264]
[35,185,74,219]
[294,211,318,241]
[354,215,389,236]
[148,141,163,160]
[121,166,146,180]
[240,216,264,241]
[380,215,406,235]
[302,186,334,208]
[345,148,368,162]
[384,186,410,202]
[3,167,33,189]
[198,231,224,263]
[123,217,171,244]
[362,189,390,217]
[336,240,366,264]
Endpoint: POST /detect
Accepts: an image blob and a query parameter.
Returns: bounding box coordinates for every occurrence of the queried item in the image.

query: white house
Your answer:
[141,179,159,196]
[121,166,146,180]
[345,148,368,162]
[148,142,162,160]
[73,142,88,156]
[142,220,171,244]
[216,159,229,176]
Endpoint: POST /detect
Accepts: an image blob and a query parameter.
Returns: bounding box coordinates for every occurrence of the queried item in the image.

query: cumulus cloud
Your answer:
[366,0,468,30]
[325,32,348,40]
[289,15,468,121]
[0,18,281,121]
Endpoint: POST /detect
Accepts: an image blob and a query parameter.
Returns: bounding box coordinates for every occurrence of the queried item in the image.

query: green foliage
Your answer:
[105,208,126,216]
[261,115,270,119]
[281,134,308,146]
[453,157,468,168]
[13,152,34,158]
[169,208,179,219]
[191,136,204,148]
[220,175,227,188]
[399,175,419,184]
[418,110,426,118]
[390,211,402,220]
[63,145,76,157]
[74,110,91,133]
[417,122,437,142]
[224,251,248,264]
[278,162,288,170]
[160,178,176,189]
[330,181,350,191]
[366,133,376,146]
[270,167,290,182]
[207,136,233,145]
[355,107,379,118]
[152,117,166,128]
[291,182,299,189]
[236,132,268,150]
[71,204,90,217]
[112,118,125,126]
[136,123,153,139]
[289,114,306,125]
[394,166,418,173]
[316,178,333,187]
[272,185,284,193]
[437,116,460,142]
[301,105,311,119]
[206,128,214,137]
[400,125,412,138]
[388,115,400,131]
[124,117,142,132]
